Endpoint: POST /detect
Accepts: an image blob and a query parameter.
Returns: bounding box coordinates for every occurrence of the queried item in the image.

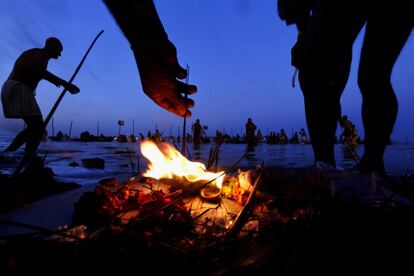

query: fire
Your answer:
[140,140,225,189]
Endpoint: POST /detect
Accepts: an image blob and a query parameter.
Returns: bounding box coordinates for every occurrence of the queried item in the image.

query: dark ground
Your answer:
[1,166,414,275]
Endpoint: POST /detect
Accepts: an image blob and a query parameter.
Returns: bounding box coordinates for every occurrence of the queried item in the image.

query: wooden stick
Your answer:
[0,217,84,241]
[181,64,190,156]
[127,147,136,176]
[44,30,104,127]
[344,141,361,165]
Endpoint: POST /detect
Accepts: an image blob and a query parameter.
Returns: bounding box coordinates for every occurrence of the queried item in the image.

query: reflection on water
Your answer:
[1,136,414,185]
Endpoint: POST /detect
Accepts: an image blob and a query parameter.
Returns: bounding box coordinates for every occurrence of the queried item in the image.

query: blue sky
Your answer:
[0,0,413,141]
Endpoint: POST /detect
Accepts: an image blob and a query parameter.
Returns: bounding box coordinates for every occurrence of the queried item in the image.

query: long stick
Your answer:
[344,141,361,165]
[127,147,136,176]
[0,217,83,241]
[44,30,104,127]
[69,120,73,137]
[181,64,190,156]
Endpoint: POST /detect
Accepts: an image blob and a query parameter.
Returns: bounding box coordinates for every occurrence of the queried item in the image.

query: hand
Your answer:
[66,83,80,94]
[133,40,197,117]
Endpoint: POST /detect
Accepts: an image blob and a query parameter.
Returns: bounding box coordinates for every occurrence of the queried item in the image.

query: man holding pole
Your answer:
[1,37,80,167]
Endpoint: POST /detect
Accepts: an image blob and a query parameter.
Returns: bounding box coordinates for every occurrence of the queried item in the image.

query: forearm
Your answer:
[43,71,68,87]
[103,0,169,49]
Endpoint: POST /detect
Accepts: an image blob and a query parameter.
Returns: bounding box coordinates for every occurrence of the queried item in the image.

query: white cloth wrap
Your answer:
[1,79,41,118]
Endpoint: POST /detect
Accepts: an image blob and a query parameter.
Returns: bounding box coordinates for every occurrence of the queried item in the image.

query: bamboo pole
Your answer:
[44,30,104,127]
[69,120,73,137]
[181,64,190,156]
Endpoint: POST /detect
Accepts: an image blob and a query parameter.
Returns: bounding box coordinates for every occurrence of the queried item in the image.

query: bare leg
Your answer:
[4,127,28,152]
[358,5,413,175]
[298,0,364,166]
[22,116,44,158]
[12,116,44,176]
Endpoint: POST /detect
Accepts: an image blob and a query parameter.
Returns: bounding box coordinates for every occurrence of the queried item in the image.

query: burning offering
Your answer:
[5,138,410,275]
[71,140,311,273]
[9,149,335,275]
[74,141,264,234]
[140,140,225,188]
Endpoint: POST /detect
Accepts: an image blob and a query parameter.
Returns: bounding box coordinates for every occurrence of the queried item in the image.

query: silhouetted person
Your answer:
[56,130,64,141]
[279,128,289,145]
[191,118,204,144]
[279,0,413,175]
[245,118,257,145]
[290,131,300,144]
[299,128,308,144]
[339,115,353,144]
[215,130,223,144]
[154,129,162,142]
[257,129,263,143]
[103,0,197,118]
[1,37,80,166]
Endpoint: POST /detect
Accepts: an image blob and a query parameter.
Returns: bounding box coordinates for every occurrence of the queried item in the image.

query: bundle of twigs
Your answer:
[207,138,224,170]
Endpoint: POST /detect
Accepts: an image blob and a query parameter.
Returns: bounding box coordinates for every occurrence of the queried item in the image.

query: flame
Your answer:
[140,140,224,189]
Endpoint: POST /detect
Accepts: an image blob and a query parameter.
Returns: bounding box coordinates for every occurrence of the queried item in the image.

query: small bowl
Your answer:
[200,186,221,202]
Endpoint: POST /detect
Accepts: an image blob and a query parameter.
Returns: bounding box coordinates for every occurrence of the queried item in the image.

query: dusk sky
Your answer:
[1,0,413,141]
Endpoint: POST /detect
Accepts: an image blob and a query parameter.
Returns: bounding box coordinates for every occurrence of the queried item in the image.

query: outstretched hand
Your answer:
[133,40,197,117]
[66,83,80,94]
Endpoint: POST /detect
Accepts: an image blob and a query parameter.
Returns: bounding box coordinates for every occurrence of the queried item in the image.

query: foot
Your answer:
[12,154,41,178]
[358,155,386,178]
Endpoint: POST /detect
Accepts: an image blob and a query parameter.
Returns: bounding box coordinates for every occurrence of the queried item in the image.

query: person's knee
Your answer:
[359,73,398,113]
[358,65,394,94]
[25,116,44,137]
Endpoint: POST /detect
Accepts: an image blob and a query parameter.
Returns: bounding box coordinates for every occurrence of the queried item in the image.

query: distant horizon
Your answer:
[1,123,413,144]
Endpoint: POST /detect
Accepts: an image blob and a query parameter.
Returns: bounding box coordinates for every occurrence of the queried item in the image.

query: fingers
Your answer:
[153,97,192,117]
[177,81,197,95]
[70,85,80,94]
[157,94,194,118]
[176,65,187,79]
[149,81,195,117]
[69,84,80,94]
[134,40,197,117]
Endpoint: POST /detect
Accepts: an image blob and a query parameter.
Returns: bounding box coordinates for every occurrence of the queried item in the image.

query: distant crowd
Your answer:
[46,116,367,147]
[138,116,364,147]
